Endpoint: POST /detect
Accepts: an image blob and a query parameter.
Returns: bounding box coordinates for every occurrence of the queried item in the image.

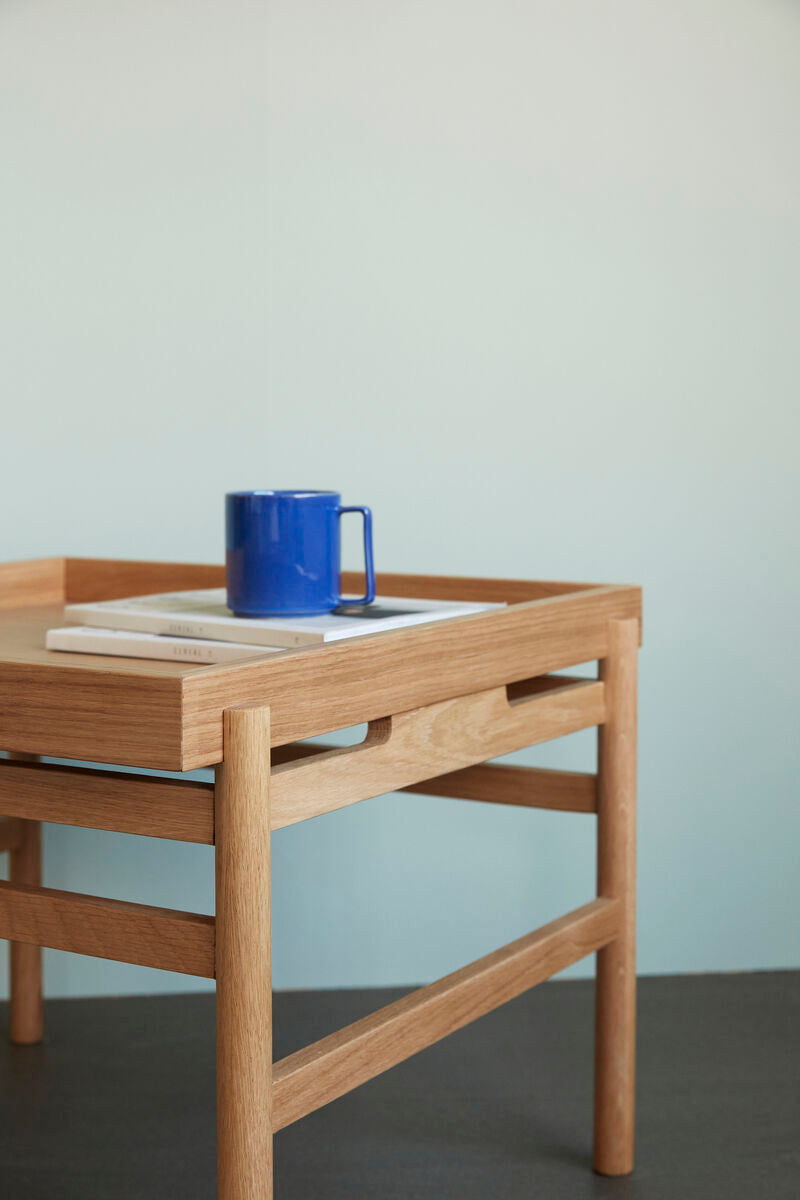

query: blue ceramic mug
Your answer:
[225,490,375,617]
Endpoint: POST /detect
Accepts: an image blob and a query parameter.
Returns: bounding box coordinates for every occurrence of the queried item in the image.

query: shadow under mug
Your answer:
[225,490,375,617]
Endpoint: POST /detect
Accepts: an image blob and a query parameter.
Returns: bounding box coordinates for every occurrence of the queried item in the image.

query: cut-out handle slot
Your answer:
[270,676,604,829]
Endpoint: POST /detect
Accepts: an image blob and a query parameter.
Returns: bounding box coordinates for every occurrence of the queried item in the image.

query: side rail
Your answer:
[0,755,216,996]
[270,673,604,828]
[259,670,618,1135]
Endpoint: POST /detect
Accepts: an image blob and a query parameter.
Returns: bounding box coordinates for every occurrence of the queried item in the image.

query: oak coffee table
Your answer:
[0,557,640,1197]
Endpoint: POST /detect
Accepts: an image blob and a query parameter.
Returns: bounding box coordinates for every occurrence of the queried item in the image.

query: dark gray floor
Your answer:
[0,972,798,1199]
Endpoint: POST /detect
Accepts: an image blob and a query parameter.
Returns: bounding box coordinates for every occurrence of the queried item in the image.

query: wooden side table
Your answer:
[0,557,641,1197]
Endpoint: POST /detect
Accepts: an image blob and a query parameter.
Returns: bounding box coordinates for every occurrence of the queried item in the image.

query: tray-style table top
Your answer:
[0,558,641,771]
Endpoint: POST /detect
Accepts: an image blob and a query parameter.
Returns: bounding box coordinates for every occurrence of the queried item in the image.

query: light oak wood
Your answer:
[270,679,605,829]
[0,558,64,610]
[0,758,214,844]
[506,672,596,700]
[265,674,592,768]
[0,556,641,1194]
[273,897,620,1131]
[64,557,225,603]
[0,817,23,852]
[0,557,595,609]
[0,880,214,976]
[403,762,598,813]
[0,604,627,774]
[0,619,187,767]
[7,751,43,1045]
[0,558,640,769]
[215,706,273,1200]
[593,619,638,1176]
[342,570,598,603]
[183,584,640,768]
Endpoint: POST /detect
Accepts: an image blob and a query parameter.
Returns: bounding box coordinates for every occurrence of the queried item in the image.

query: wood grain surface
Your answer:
[0,559,640,770]
[215,706,273,1199]
[270,679,604,829]
[0,881,214,977]
[7,750,43,1045]
[0,558,64,610]
[0,652,185,767]
[593,619,638,1176]
[183,584,640,768]
[272,897,620,1130]
[0,758,214,843]
[341,570,599,603]
[403,762,598,813]
[0,817,23,852]
[64,558,225,603]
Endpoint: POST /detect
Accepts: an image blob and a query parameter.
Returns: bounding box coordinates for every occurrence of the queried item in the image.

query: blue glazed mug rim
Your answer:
[226,489,339,499]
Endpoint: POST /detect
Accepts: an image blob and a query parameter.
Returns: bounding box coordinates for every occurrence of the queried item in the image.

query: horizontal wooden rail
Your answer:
[402,763,597,813]
[0,759,214,844]
[0,881,215,977]
[0,816,23,852]
[267,676,589,769]
[272,896,620,1130]
[270,678,605,830]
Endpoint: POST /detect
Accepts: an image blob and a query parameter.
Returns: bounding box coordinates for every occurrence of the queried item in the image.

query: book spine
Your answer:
[45,629,261,664]
[62,606,318,648]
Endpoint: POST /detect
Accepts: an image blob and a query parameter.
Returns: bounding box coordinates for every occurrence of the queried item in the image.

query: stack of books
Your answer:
[46,589,505,664]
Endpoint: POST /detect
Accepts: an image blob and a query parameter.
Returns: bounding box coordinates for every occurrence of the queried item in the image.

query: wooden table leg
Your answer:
[593,619,637,1175]
[216,706,273,1200]
[7,751,43,1046]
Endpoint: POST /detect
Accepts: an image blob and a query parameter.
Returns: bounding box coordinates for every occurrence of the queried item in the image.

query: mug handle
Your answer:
[337,505,375,606]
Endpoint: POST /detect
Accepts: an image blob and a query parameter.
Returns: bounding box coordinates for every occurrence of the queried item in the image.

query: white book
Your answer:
[63,589,505,649]
[46,626,283,665]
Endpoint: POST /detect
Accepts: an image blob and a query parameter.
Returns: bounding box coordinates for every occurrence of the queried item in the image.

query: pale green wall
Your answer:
[1,0,798,997]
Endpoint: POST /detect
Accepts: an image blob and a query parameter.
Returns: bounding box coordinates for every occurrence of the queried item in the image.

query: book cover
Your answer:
[63,589,505,649]
[46,626,282,665]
